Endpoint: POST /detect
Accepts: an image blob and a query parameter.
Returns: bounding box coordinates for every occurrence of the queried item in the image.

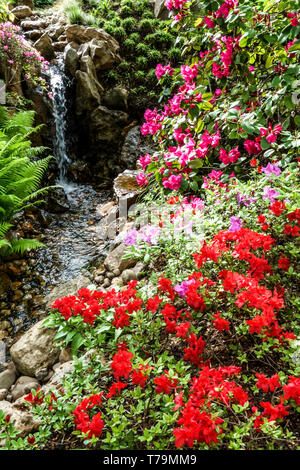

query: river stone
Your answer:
[41,360,74,395]
[0,389,8,400]
[11,5,32,20]
[11,376,40,401]
[10,320,59,377]
[0,400,40,437]
[0,273,11,297]
[34,33,55,61]
[23,29,42,41]
[43,276,92,308]
[0,368,16,390]
[64,43,79,77]
[104,243,137,273]
[75,70,101,116]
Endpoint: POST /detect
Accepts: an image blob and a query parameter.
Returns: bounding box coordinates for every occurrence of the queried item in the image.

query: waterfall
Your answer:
[49,60,73,188]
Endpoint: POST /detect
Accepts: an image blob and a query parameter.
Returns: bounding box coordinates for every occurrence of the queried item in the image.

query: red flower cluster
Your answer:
[173,366,248,447]
[51,282,143,328]
[212,312,230,332]
[74,393,104,439]
[154,373,178,395]
[255,373,281,392]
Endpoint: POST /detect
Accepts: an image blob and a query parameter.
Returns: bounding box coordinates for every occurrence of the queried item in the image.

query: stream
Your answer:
[0,59,112,343]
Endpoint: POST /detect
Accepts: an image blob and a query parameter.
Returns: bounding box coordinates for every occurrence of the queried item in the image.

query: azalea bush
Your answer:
[136,0,300,193]
[0,22,50,95]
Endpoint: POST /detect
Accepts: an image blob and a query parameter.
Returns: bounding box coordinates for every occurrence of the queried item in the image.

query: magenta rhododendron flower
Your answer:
[155,63,174,80]
[262,186,280,203]
[136,172,149,187]
[262,163,281,176]
[244,139,262,155]
[163,174,183,190]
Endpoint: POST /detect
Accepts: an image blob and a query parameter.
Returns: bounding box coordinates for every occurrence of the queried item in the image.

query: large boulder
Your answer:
[11,5,32,20]
[103,87,128,111]
[64,43,79,77]
[89,38,117,71]
[10,320,60,377]
[88,106,129,144]
[65,25,120,56]
[75,70,101,116]
[34,33,55,61]
[0,400,40,437]
[80,55,103,94]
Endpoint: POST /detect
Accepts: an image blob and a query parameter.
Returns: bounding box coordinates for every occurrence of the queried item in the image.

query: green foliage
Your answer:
[0,108,53,257]
[34,0,55,8]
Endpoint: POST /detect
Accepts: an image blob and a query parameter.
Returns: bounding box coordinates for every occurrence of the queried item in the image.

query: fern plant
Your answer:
[0,107,53,257]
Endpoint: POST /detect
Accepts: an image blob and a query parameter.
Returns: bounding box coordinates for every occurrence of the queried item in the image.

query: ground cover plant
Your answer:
[0,0,299,452]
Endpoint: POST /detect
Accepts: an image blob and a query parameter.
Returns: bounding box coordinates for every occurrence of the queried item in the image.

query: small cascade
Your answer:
[48,59,73,188]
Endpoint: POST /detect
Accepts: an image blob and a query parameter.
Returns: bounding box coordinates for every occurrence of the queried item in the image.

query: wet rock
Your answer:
[47,25,65,41]
[11,376,40,401]
[75,70,101,116]
[43,276,91,308]
[104,243,137,274]
[0,273,11,298]
[10,320,60,377]
[34,33,55,62]
[103,87,128,111]
[11,5,32,20]
[0,367,16,390]
[64,43,79,77]
[113,170,141,207]
[122,263,146,284]
[0,400,40,437]
[120,125,153,170]
[46,187,70,214]
[89,106,129,144]
[53,41,68,52]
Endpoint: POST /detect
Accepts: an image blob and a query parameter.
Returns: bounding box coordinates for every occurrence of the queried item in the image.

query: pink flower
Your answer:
[162,174,183,190]
[136,172,149,187]
[155,63,174,80]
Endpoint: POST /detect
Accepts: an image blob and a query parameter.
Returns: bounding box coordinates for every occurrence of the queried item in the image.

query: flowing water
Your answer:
[0,60,112,342]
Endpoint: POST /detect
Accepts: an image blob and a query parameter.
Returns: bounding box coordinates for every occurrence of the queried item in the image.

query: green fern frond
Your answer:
[8,238,44,255]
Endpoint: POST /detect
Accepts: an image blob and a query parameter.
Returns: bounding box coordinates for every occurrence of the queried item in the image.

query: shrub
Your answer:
[121,17,136,31]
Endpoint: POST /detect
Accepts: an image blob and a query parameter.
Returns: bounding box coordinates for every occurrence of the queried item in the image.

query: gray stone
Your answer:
[0,368,16,390]
[11,376,40,401]
[21,19,48,31]
[59,348,72,364]
[0,400,40,437]
[104,243,137,274]
[34,368,49,381]
[120,126,154,170]
[80,55,103,94]
[10,320,59,377]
